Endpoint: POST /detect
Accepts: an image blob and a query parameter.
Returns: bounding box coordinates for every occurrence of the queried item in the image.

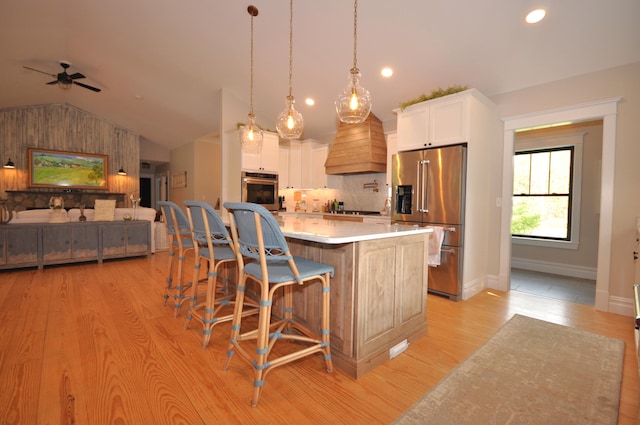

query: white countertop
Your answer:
[277,214,432,244]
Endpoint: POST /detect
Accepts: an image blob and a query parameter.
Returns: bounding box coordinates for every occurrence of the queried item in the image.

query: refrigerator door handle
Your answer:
[419,159,429,213]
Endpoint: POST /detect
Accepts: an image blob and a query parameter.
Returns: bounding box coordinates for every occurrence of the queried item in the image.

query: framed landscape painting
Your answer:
[28,148,109,190]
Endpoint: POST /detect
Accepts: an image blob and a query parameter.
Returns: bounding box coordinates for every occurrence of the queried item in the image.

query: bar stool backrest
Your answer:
[184,200,232,250]
[158,201,191,238]
[223,202,292,264]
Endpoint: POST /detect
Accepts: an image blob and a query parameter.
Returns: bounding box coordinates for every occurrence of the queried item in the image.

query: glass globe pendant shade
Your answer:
[276,95,304,139]
[241,113,263,154]
[335,68,371,124]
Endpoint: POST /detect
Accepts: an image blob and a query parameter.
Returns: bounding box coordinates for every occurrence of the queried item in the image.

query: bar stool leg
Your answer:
[223,273,248,371]
[184,256,203,329]
[251,282,272,407]
[163,237,177,306]
[321,272,334,373]
[201,265,218,349]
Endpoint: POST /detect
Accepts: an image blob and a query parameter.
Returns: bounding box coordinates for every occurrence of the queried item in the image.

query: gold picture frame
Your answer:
[28,148,108,190]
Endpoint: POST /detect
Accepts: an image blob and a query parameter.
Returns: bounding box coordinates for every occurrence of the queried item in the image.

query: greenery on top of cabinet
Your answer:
[399,85,469,111]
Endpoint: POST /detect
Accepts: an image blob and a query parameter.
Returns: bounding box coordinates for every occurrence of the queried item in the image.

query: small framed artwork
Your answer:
[171,172,187,188]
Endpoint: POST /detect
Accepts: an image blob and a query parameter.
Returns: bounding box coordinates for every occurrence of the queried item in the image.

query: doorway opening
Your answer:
[497,97,620,312]
[509,120,602,305]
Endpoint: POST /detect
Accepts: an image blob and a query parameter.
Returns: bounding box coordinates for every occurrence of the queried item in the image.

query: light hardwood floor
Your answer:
[0,252,637,424]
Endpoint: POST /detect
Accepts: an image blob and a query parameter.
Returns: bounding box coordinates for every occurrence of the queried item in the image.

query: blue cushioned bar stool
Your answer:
[183,201,259,349]
[158,201,195,317]
[223,202,334,407]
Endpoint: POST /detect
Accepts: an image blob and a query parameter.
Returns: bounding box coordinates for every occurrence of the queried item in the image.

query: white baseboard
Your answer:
[511,258,597,280]
[463,277,486,300]
[607,295,634,317]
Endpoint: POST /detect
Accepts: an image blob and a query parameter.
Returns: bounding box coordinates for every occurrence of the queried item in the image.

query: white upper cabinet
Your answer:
[396,103,429,151]
[429,95,468,146]
[396,89,477,152]
[241,131,279,173]
[278,142,290,187]
[385,131,397,188]
[279,140,302,188]
[310,143,328,189]
[280,139,327,189]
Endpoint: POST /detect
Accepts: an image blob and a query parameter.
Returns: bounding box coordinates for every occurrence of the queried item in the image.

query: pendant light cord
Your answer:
[352,0,358,71]
[288,0,294,97]
[249,6,257,115]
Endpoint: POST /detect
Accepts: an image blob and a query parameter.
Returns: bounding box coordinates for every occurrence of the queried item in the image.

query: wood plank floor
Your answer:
[0,252,637,424]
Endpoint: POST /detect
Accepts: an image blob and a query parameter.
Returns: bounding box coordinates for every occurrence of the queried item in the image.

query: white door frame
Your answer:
[496,97,621,311]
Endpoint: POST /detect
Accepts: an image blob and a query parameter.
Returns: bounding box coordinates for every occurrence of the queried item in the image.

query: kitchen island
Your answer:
[275,214,432,378]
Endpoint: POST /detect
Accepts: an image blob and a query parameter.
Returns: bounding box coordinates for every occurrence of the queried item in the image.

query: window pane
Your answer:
[549,149,571,194]
[511,196,569,239]
[529,152,550,194]
[513,154,531,194]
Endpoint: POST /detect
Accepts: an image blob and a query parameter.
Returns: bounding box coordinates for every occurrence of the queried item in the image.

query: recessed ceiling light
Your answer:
[381,67,393,78]
[305,98,315,106]
[525,9,546,24]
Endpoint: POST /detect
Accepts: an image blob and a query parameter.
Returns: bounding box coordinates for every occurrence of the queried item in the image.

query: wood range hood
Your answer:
[324,113,387,175]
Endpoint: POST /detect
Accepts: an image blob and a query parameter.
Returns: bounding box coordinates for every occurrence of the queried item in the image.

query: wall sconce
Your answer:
[118,167,127,176]
[3,158,15,169]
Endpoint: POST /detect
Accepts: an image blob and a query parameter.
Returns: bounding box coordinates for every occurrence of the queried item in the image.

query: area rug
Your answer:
[392,314,625,425]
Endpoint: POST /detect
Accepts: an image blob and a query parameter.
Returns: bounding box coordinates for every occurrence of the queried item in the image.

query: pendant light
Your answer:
[276,0,304,140]
[335,0,371,124]
[241,5,263,153]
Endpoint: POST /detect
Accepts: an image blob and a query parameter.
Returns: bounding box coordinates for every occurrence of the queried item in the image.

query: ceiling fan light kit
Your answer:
[23,61,101,93]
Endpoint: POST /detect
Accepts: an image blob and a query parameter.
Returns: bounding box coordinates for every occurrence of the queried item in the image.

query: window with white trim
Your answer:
[511,133,583,250]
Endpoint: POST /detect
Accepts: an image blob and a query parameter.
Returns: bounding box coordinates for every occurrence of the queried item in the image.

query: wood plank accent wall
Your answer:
[0,103,140,203]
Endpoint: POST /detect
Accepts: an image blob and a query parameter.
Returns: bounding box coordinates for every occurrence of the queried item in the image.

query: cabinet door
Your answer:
[125,221,150,254]
[278,142,291,188]
[0,228,6,266]
[300,142,313,189]
[102,223,127,256]
[430,96,468,146]
[42,226,72,261]
[385,132,397,187]
[260,133,279,173]
[288,140,302,188]
[241,132,279,172]
[6,227,39,266]
[396,103,429,151]
[71,225,99,260]
[356,234,427,358]
[241,147,262,172]
[311,144,328,189]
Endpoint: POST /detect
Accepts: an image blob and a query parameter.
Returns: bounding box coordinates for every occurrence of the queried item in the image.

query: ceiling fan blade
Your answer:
[23,65,55,77]
[73,81,101,92]
[68,72,85,80]
[46,80,58,85]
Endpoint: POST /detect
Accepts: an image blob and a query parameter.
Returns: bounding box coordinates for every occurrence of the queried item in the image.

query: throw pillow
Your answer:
[94,199,116,221]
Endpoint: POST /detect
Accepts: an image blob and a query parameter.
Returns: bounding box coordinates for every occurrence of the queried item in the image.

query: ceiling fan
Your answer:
[23,61,101,92]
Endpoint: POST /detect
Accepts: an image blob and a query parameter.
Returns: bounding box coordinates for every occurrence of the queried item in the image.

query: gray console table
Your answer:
[0,220,151,270]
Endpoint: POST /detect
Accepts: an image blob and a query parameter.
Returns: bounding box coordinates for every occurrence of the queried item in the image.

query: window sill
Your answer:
[512,236,578,250]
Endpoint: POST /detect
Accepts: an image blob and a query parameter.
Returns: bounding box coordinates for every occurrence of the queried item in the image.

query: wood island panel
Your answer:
[286,231,428,378]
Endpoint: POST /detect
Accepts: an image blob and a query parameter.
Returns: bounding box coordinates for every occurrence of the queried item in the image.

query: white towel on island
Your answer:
[428,226,445,267]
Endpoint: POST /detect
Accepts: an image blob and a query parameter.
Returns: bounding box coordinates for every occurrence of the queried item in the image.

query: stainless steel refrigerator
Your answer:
[392,144,467,300]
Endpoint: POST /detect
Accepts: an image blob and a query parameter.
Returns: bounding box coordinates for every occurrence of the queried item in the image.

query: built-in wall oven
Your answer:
[241,171,279,211]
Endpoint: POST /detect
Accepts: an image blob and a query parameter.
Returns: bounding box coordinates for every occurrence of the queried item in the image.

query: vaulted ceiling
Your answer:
[1,0,639,152]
